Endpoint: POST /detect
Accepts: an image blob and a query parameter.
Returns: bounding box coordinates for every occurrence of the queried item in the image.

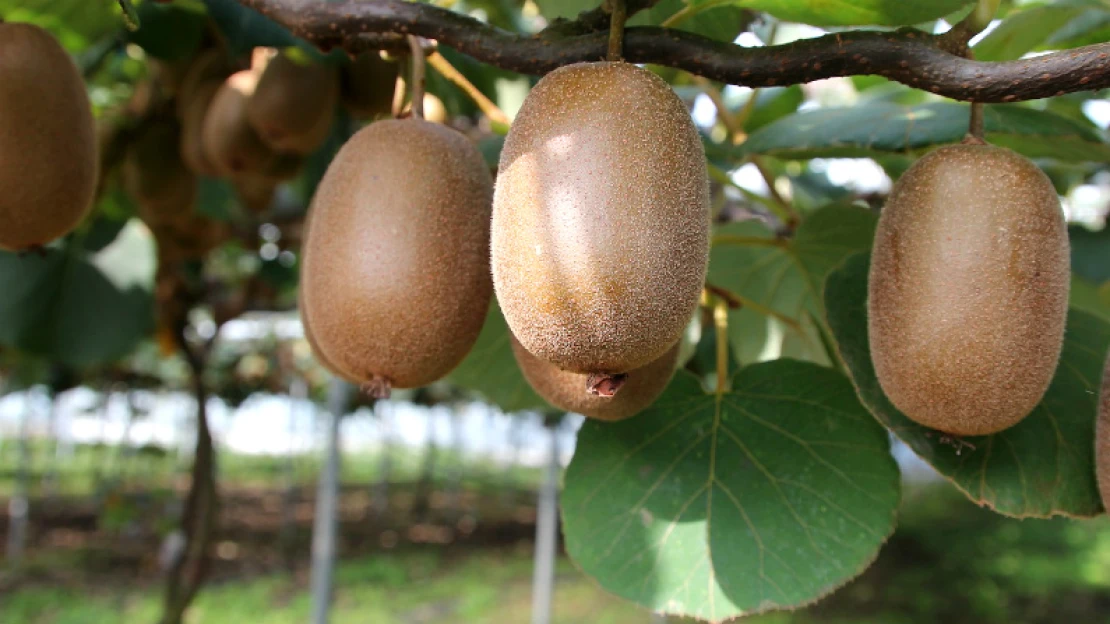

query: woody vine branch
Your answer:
[234,0,1110,103]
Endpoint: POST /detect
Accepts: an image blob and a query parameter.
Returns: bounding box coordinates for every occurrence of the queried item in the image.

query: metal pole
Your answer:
[530,423,561,624]
[309,378,351,624]
[6,394,33,562]
[281,378,307,567]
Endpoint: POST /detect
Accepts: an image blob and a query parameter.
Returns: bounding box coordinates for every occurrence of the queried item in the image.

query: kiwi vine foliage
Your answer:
[1,0,1109,622]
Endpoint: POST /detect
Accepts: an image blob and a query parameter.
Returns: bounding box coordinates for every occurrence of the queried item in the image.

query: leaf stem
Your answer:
[713,298,730,396]
[426,51,510,127]
[407,35,426,119]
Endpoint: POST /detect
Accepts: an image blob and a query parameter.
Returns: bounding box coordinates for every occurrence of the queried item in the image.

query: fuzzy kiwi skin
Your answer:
[868,143,1069,436]
[201,70,280,177]
[512,335,680,421]
[492,61,710,375]
[300,119,493,390]
[340,52,399,120]
[0,23,97,251]
[1098,352,1110,513]
[247,52,339,155]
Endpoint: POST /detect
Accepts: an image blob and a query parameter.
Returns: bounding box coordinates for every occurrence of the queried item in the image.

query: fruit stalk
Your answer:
[605,0,627,62]
[407,35,426,120]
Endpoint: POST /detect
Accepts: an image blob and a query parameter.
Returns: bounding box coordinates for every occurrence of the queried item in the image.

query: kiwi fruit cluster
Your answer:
[0,22,97,252]
[868,142,1070,436]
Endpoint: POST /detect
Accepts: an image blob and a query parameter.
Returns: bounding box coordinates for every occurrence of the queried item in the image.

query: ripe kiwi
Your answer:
[491,61,710,387]
[201,70,281,177]
[1098,352,1110,513]
[340,52,400,120]
[868,142,1069,436]
[512,335,680,421]
[0,22,97,251]
[300,118,493,396]
[179,80,222,176]
[175,48,232,118]
[246,51,339,155]
[123,119,197,223]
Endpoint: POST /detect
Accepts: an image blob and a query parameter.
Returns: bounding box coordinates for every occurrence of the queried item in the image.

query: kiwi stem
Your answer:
[713,297,730,396]
[966,102,986,142]
[752,157,799,229]
[362,375,392,399]
[426,52,510,126]
[605,0,627,62]
[587,373,628,398]
[407,35,426,119]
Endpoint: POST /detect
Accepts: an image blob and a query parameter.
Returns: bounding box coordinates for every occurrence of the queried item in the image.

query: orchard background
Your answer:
[1,0,1110,623]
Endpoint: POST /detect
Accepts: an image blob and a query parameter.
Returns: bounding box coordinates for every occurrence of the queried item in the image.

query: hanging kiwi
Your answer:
[1098,352,1110,512]
[491,61,710,394]
[179,79,222,176]
[246,50,340,155]
[512,335,680,421]
[175,48,233,119]
[0,22,97,251]
[123,118,197,223]
[300,118,493,397]
[868,142,1070,436]
[340,51,400,120]
[201,70,282,177]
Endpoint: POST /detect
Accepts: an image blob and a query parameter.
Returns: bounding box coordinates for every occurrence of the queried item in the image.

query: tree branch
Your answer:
[237,0,1110,103]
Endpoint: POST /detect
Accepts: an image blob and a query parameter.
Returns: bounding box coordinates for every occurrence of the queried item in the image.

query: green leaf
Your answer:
[744,86,805,133]
[1045,8,1110,49]
[825,252,1110,518]
[1069,224,1110,284]
[708,205,877,365]
[532,0,595,21]
[631,0,754,42]
[718,0,973,26]
[0,221,155,368]
[973,4,1088,62]
[447,303,545,413]
[740,102,1110,163]
[1070,275,1110,322]
[562,360,900,621]
[127,0,206,61]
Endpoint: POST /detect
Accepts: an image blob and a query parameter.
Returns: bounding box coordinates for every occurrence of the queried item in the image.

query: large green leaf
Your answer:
[1070,275,1110,322]
[825,252,1110,518]
[562,360,900,622]
[630,0,754,43]
[740,102,1110,163]
[712,0,973,26]
[0,220,156,368]
[1069,224,1110,284]
[127,0,207,61]
[708,205,877,365]
[973,4,1089,62]
[533,0,595,21]
[447,303,545,413]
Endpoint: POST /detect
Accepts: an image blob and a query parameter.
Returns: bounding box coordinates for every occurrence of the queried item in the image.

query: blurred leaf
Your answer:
[974,4,1088,62]
[1070,275,1110,322]
[0,223,155,368]
[196,177,238,221]
[826,252,1109,518]
[127,0,206,61]
[744,86,805,133]
[447,303,545,413]
[563,361,900,621]
[1044,8,1110,49]
[532,0,595,21]
[1069,224,1110,284]
[202,0,337,59]
[708,205,877,365]
[0,0,121,50]
[740,102,1110,162]
[712,0,973,26]
[631,0,754,42]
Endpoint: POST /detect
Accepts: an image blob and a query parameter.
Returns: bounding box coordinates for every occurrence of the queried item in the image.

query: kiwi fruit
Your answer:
[340,52,400,120]
[300,118,493,396]
[201,70,281,177]
[1098,352,1110,513]
[123,119,197,223]
[512,335,680,421]
[0,22,97,251]
[246,51,339,155]
[175,49,233,118]
[491,61,710,386]
[868,142,1069,436]
[179,80,222,176]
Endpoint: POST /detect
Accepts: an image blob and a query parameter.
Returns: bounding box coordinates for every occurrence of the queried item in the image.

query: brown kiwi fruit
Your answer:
[1098,352,1110,513]
[300,118,492,396]
[512,335,680,421]
[232,174,277,215]
[246,51,339,155]
[123,119,197,223]
[175,48,233,118]
[0,22,97,251]
[868,142,1069,436]
[491,61,710,386]
[179,79,222,176]
[201,70,281,177]
[340,51,400,120]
